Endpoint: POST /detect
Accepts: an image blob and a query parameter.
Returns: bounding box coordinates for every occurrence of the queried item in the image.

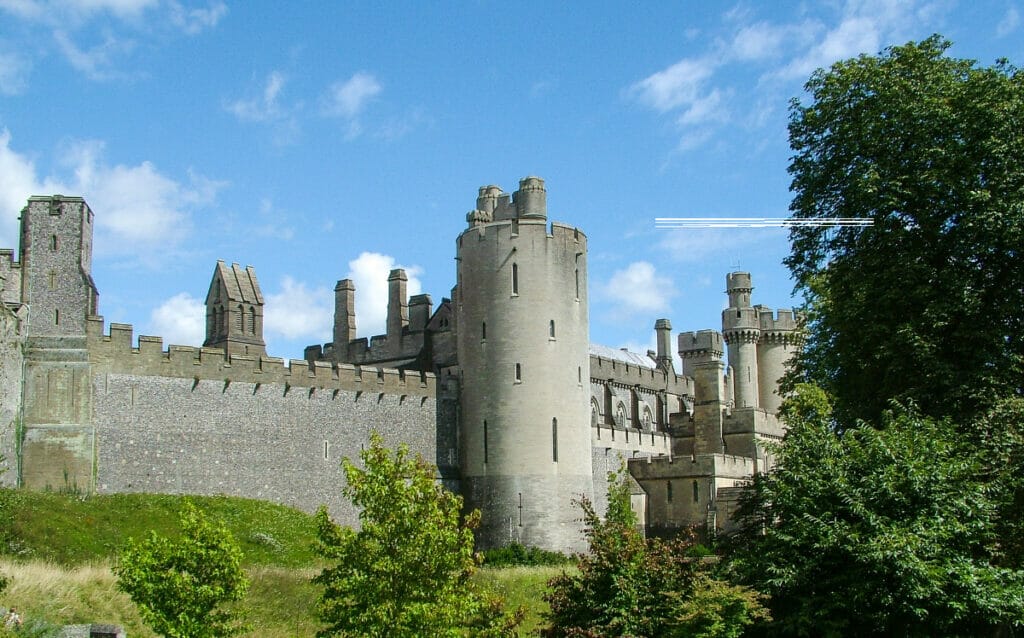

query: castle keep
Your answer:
[0,180,799,552]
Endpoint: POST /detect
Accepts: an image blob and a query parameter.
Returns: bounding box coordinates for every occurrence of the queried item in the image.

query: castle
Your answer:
[0,178,799,552]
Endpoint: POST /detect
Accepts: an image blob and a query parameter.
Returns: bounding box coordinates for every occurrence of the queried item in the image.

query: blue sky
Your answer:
[1,1,1021,362]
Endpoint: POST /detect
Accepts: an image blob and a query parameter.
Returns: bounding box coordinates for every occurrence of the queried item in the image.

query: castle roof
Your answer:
[211,261,264,305]
[589,343,656,369]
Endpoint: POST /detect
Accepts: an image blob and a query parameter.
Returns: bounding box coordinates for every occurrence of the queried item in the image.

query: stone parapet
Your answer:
[87,317,435,398]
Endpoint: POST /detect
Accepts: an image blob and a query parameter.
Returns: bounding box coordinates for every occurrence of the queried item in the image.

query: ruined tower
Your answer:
[456,177,593,552]
[203,261,266,357]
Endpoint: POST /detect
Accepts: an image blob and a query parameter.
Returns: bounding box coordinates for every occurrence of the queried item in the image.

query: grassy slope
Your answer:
[0,490,560,636]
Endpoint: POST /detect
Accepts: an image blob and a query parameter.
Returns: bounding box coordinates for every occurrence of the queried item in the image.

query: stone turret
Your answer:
[722,272,760,408]
[679,330,726,455]
[204,261,266,357]
[755,306,801,414]
[387,269,408,354]
[456,177,591,553]
[654,318,674,372]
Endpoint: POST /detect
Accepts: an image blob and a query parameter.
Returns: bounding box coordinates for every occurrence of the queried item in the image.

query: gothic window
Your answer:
[512,263,519,295]
[643,408,653,432]
[591,401,599,427]
[247,306,256,334]
[616,403,626,428]
[235,305,243,331]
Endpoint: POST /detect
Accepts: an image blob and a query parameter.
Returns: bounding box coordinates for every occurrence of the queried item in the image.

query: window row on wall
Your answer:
[594,389,661,431]
[511,363,583,385]
[665,480,702,504]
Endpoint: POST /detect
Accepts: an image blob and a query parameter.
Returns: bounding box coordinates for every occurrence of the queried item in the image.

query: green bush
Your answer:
[481,543,572,567]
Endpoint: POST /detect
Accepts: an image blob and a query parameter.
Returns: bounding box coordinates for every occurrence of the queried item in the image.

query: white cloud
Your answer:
[0,52,31,94]
[149,292,205,346]
[346,252,422,338]
[629,56,718,114]
[169,0,227,35]
[225,71,288,122]
[0,129,224,260]
[657,228,765,263]
[322,72,382,119]
[64,0,158,18]
[263,276,333,342]
[0,128,67,247]
[59,138,223,250]
[53,29,135,80]
[599,262,674,317]
[997,6,1020,37]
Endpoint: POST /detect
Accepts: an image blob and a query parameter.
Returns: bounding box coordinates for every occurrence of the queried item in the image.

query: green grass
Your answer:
[0,488,564,636]
[3,489,319,566]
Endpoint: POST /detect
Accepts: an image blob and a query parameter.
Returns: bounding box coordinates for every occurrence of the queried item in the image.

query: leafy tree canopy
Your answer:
[543,467,768,638]
[727,385,1024,637]
[114,501,249,638]
[313,432,520,637]
[786,35,1024,424]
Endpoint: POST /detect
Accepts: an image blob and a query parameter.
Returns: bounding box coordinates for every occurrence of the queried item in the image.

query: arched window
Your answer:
[643,408,653,432]
[247,306,256,334]
[235,305,243,331]
[616,403,626,428]
[591,400,600,427]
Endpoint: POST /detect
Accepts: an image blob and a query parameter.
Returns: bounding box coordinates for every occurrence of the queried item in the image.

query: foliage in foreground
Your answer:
[785,35,1024,426]
[115,501,250,638]
[313,432,521,637]
[726,385,1024,637]
[482,543,573,568]
[543,468,768,637]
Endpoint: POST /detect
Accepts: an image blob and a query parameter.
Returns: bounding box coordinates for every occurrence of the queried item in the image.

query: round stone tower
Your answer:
[456,176,592,553]
[722,272,761,409]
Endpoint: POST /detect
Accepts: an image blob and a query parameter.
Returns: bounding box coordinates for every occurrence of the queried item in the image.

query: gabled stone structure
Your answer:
[203,260,266,357]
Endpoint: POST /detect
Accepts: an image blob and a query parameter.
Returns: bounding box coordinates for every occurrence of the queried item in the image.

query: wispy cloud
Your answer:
[598,261,675,320]
[0,0,228,85]
[997,6,1020,37]
[321,72,382,139]
[224,71,302,145]
[0,51,31,94]
[628,0,953,153]
[0,128,225,264]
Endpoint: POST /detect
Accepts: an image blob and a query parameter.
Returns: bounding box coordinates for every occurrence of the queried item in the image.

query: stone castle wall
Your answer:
[84,318,457,524]
[0,305,22,486]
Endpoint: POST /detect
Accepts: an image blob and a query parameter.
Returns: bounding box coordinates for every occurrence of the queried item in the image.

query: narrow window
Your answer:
[483,420,488,464]
[50,234,58,251]
[48,271,56,290]
[552,418,558,462]
[549,320,555,338]
[518,492,523,527]
[235,305,243,331]
[578,366,582,383]
[667,481,673,502]
[323,441,329,460]
[515,363,522,382]
[54,308,59,325]
[575,268,579,299]
[693,480,700,503]
[512,263,519,295]
[482,322,486,340]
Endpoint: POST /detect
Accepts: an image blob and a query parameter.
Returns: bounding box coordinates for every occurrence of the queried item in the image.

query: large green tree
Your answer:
[726,385,1024,637]
[313,432,519,637]
[115,501,249,638]
[786,35,1024,425]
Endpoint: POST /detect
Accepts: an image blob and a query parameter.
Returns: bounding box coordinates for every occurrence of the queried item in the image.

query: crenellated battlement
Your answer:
[755,306,799,332]
[589,353,692,396]
[87,316,436,397]
[678,330,724,360]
